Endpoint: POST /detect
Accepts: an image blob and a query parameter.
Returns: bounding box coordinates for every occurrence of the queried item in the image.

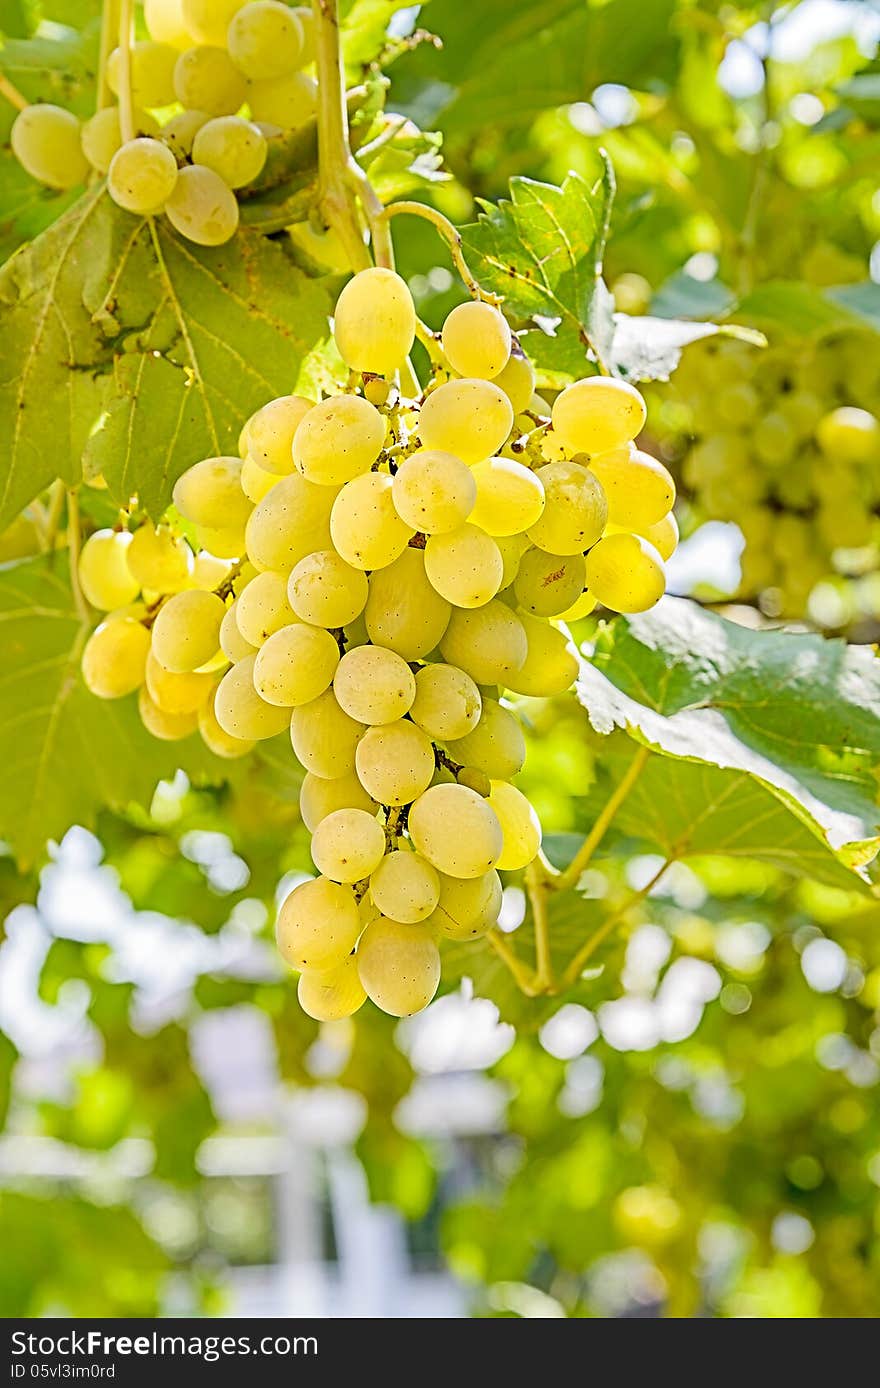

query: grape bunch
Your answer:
[655,334,880,614]
[10,0,316,246]
[79,266,677,1021]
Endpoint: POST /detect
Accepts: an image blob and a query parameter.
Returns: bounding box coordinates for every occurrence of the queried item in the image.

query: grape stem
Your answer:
[0,73,27,112]
[378,202,502,306]
[116,0,135,143]
[552,744,650,891]
[526,859,553,990]
[97,0,121,113]
[555,855,674,992]
[487,928,540,997]
[67,490,89,623]
[312,0,373,273]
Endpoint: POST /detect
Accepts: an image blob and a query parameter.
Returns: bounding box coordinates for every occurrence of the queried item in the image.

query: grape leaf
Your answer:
[572,734,873,894]
[0,25,99,117]
[341,0,407,70]
[0,555,235,866]
[389,0,680,133]
[575,597,880,887]
[735,280,880,340]
[460,168,617,374]
[0,187,334,525]
[0,0,33,38]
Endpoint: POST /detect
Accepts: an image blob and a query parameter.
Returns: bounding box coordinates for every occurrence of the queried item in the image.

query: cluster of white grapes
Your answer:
[10,0,315,246]
[658,335,880,612]
[80,265,678,1020]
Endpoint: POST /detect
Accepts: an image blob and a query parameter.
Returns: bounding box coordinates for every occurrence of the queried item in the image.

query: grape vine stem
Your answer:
[312,0,372,273]
[378,202,502,306]
[526,859,553,990]
[116,0,135,143]
[487,928,540,997]
[0,74,27,112]
[553,744,650,891]
[555,855,674,992]
[67,490,89,623]
[97,0,121,113]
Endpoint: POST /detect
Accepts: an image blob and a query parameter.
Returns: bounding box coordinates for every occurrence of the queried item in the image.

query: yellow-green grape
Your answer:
[181,0,245,46]
[468,457,545,536]
[293,395,385,486]
[240,454,279,503]
[174,45,247,116]
[198,686,255,756]
[173,456,251,529]
[408,783,503,878]
[514,547,586,617]
[588,447,675,529]
[637,511,678,562]
[276,875,360,972]
[160,107,210,159]
[287,219,351,271]
[81,106,160,174]
[245,474,334,572]
[330,472,414,570]
[504,612,578,697]
[151,590,225,672]
[446,697,524,779]
[418,379,514,465]
[441,300,511,380]
[556,589,597,621]
[291,687,364,777]
[439,600,527,686]
[527,460,608,555]
[391,450,476,534]
[311,808,385,884]
[288,550,368,628]
[289,4,315,61]
[194,522,246,558]
[144,0,194,47]
[214,653,290,739]
[107,136,178,214]
[81,618,150,699]
[354,720,435,806]
[299,770,378,833]
[551,376,647,455]
[227,1,304,79]
[188,550,233,590]
[364,548,451,659]
[816,406,880,463]
[191,115,267,188]
[424,524,504,608]
[487,780,541,870]
[356,917,441,1017]
[235,570,295,645]
[333,266,416,375]
[253,622,338,706]
[493,347,535,414]
[165,163,240,244]
[145,648,214,713]
[495,532,529,588]
[138,686,198,741]
[127,523,191,592]
[370,850,440,924]
[11,104,89,189]
[245,394,311,475]
[107,41,177,107]
[297,957,366,1022]
[410,663,481,741]
[432,869,502,940]
[333,645,415,725]
[247,72,317,128]
[79,530,140,610]
[584,532,665,614]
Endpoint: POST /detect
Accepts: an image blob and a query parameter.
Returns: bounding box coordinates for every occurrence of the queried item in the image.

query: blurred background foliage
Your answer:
[2,0,880,1319]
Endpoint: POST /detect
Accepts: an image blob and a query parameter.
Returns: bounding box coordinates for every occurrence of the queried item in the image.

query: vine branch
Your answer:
[554,745,650,891]
[379,201,501,305]
[116,0,135,143]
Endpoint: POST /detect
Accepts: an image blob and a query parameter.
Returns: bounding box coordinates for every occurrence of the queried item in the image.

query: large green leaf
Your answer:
[0,187,334,525]
[575,598,880,888]
[0,555,234,865]
[735,281,880,340]
[389,0,680,133]
[461,168,616,374]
